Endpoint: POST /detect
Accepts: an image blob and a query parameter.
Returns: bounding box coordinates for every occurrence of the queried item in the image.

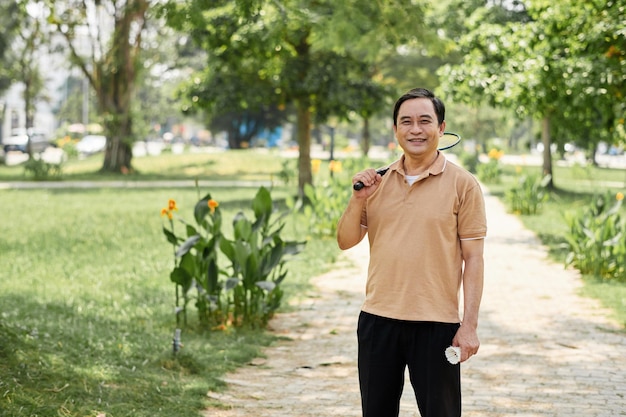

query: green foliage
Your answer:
[505,174,551,215]
[299,179,352,238]
[23,157,63,180]
[458,150,479,173]
[476,159,501,183]
[438,0,625,161]
[277,159,297,185]
[219,187,306,327]
[163,187,306,329]
[564,192,626,282]
[287,157,373,238]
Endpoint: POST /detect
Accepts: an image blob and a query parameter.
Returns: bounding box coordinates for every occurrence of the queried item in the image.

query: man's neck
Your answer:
[402,151,439,176]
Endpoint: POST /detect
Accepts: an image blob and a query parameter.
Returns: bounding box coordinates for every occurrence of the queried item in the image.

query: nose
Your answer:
[408,121,422,134]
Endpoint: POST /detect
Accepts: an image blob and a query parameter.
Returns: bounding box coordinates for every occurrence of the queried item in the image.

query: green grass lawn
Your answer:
[0,148,288,182]
[0,180,343,416]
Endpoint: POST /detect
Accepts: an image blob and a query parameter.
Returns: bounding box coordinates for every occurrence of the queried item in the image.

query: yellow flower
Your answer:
[515,166,522,174]
[617,192,624,201]
[168,199,178,211]
[311,159,321,174]
[208,199,219,214]
[329,159,343,173]
[487,148,504,160]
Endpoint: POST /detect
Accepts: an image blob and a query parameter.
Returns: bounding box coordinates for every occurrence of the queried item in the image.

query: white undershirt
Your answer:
[405,175,420,186]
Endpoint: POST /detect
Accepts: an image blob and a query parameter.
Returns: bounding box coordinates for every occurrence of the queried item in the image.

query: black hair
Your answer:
[392,88,445,126]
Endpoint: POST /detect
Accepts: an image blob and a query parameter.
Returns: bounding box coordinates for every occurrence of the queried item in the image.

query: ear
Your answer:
[438,121,446,136]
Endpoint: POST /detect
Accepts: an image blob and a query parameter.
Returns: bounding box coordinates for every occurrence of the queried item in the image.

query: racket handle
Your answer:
[353,168,389,191]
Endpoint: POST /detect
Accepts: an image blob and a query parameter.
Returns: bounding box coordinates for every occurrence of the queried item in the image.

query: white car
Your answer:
[2,131,51,154]
[75,135,107,155]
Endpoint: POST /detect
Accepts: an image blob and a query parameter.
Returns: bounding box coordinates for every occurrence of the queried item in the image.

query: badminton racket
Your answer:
[353,132,461,190]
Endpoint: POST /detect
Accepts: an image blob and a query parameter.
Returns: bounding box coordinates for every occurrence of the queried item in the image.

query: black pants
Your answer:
[357,311,461,417]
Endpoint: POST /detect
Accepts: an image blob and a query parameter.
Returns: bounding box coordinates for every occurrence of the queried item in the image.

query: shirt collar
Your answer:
[389,152,447,177]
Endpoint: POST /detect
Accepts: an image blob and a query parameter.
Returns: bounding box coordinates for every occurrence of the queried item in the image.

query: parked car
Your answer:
[2,130,51,154]
[75,135,107,155]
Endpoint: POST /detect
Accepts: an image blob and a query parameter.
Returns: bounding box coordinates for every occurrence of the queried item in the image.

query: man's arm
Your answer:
[336,195,367,250]
[452,238,485,362]
[336,168,383,250]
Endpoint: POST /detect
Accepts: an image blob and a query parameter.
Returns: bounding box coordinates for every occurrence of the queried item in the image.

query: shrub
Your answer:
[162,187,306,329]
[23,157,63,180]
[564,192,626,282]
[476,148,504,183]
[276,159,297,185]
[505,174,551,215]
[288,157,370,238]
[458,151,479,173]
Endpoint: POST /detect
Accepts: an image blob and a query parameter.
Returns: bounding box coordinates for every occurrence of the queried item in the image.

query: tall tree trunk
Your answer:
[100,0,148,173]
[295,98,312,197]
[102,114,133,173]
[361,117,371,157]
[541,116,554,189]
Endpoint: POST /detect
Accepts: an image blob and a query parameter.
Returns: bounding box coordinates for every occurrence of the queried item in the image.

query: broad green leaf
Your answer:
[162,227,178,245]
[170,267,193,293]
[252,187,272,221]
[256,281,276,292]
[175,234,201,258]
[225,277,241,291]
[233,215,253,240]
[206,259,219,292]
[194,193,213,224]
[220,238,235,261]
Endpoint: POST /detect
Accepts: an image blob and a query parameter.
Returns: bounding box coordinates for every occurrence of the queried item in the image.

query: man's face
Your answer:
[393,98,445,158]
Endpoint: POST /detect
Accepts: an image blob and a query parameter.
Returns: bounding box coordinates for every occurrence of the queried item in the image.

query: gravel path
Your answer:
[203,191,626,417]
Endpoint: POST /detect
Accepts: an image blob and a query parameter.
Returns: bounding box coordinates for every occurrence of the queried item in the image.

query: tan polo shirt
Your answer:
[360,152,487,323]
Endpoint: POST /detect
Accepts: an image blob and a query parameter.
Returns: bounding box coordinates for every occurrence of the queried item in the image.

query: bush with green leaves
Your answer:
[287,157,373,238]
[564,192,626,282]
[276,159,297,185]
[458,150,479,173]
[476,148,504,183]
[505,174,551,215]
[23,157,63,180]
[296,180,352,237]
[476,159,501,183]
[162,187,305,329]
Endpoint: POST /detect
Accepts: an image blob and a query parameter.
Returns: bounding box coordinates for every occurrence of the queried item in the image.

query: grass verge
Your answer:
[0,185,342,416]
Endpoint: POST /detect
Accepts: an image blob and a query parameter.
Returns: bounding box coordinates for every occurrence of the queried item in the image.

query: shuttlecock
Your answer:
[445,346,461,365]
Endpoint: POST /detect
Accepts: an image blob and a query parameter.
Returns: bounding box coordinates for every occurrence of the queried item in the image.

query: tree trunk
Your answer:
[295,98,312,197]
[100,0,148,173]
[361,117,371,157]
[541,116,554,189]
[100,109,135,173]
[102,135,133,174]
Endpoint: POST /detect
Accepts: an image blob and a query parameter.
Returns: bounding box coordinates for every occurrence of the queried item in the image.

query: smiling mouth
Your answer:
[408,138,426,143]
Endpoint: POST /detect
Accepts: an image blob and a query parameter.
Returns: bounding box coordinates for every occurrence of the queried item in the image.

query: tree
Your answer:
[47,0,151,173]
[175,53,289,149]
[10,0,50,138]
[0,1,20,94]
[161,0,433,195]
[0,0,22,142]
[439,0,626,188]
